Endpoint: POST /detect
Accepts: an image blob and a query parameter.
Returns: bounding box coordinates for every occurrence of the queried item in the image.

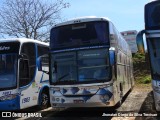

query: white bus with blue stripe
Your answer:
[49,17,134,109]
[137,0,160,111]
[0,38,49,111]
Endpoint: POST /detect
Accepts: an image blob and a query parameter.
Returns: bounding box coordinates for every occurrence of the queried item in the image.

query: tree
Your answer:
[0,0,69,41]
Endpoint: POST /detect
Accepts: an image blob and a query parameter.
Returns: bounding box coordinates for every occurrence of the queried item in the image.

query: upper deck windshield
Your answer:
[50,21,109,49]
[145,1,160,30]
[0,42,19,90]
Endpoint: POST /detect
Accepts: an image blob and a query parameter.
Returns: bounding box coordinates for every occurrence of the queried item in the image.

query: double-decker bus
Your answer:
[0,38,50,111]
[136,0,160,111]
[49,17,134,108]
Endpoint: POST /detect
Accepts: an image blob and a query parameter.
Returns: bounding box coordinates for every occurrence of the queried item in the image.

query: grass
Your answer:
[134,74,152,89]
[136,74,151,84]
[133,52,152,86]
[134,72,152,90]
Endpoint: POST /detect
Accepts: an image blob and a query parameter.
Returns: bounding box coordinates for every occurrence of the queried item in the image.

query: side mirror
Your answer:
[18,54,23,59]
[37,57,42,71]
[18,53,28,59]
[109,47,115,66]
[136,30,145,53]
[37,54,49,74]
[54,61,57,73]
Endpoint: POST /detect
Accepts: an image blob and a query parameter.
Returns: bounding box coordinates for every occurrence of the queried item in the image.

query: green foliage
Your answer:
[137,75,151,84]
[133,52,151,85]
[133,52,145,65]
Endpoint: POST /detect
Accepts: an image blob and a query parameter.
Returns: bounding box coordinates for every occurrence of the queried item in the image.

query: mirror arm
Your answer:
[42,70,49,75]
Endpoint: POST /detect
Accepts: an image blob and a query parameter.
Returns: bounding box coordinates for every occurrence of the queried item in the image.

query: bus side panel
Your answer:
[19,43,49,109]
[19,74,39,109]
[109,21,133,99]
[19,65,49,109]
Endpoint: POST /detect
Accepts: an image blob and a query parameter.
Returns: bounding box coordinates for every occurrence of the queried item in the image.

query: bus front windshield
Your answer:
[148,38,160,80]
[0,54,17,89]
[51,49,111,85]
[50,21,109,49]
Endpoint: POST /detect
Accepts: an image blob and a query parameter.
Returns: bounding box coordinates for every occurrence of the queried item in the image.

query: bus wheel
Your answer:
[39,91,50,110]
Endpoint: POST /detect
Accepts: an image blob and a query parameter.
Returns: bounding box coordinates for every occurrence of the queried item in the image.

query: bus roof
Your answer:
[0,38,49,46]
[53,16,111,28]
[145,0,158,6]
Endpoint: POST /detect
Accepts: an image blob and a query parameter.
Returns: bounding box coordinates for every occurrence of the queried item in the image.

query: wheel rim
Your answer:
[42,93,48,106]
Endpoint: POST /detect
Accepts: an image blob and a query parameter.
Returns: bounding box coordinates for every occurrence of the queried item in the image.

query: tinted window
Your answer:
[145,1,160,29]
[20,43,36,86]
[50,49,111,85]
[38,45,49,57]
[38,45,49,66]
[0,54,18,89]
[19,60,30,87]
[50,21,109,49]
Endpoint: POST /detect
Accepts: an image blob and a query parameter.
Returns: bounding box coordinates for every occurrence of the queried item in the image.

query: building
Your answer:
[121,30,138,53]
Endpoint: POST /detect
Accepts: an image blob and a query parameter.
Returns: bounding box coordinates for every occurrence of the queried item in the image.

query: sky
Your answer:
[62,0,151,32]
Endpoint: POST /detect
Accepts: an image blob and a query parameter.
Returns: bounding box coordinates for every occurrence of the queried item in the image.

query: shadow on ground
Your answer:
[135,91,158,120]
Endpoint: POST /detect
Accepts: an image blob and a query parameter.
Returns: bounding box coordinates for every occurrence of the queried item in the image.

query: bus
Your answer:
[49,17,134,109]
[0,38,50,111]
[136,0,160,111]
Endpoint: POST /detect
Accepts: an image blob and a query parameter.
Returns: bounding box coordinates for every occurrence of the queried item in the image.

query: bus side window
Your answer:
[37,45,49,67]
[19,59,30,87]
[19,43,36,87]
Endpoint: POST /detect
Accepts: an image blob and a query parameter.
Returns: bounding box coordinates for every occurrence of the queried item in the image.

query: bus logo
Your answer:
[2,112,11,117]
[0,46,10,51]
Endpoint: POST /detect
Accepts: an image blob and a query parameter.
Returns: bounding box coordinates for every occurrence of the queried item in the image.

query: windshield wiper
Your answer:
[58,73,71,81]
[57,71,75,82]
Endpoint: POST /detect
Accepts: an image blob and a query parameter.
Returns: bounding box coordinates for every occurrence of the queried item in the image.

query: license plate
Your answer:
[73,100,84,103]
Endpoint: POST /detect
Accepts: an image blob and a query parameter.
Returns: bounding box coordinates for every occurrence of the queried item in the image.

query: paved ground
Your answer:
[111,85,158,120]
[2,84,159,120]
[44,85,158,120]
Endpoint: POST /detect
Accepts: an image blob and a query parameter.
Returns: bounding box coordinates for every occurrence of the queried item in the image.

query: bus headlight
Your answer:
[0,94,17,101]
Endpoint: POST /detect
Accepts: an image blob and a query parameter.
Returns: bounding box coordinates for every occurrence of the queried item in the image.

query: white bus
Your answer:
[49,17,134,109]
[136,0,160,111]
[0,38,49,111]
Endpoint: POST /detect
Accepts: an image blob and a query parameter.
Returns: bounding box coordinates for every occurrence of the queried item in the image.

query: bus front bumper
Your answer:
[51,101,115,109]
